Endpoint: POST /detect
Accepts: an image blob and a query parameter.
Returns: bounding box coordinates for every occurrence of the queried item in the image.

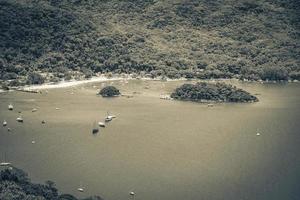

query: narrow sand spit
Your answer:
[21,76,131,90]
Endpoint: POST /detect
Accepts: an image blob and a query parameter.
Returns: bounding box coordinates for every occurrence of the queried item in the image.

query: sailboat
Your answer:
[8,104,13,110]
[256,128,261,136]
[0,153,11,166]
[92,121,99,134]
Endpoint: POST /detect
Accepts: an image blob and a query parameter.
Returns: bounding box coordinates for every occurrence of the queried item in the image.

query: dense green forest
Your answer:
[0,167,103,200]
[171,82,258,102]
[0,0,299,87]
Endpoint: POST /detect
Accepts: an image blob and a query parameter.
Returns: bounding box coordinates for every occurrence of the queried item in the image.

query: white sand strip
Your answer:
[22,76,131,90]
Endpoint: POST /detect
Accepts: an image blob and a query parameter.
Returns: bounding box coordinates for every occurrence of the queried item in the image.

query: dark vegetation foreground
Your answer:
[0,167,103,200]
[0,0,299,88]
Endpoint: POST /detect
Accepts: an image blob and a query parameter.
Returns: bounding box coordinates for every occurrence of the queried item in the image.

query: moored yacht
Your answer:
[0,153,11,166]
[16,115,23,122]
[92,121,99,134]
[98,122,105,127]
[105,111,116,122]
[0,162,11,166]
[8,104,13,110]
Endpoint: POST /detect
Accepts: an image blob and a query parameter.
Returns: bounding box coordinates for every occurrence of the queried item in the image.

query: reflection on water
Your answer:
[0,80,300,200]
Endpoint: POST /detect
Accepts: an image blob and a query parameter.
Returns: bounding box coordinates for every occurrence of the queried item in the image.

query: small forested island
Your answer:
[98,86,120,97]
[0,167,103,200]
[171,82,258,103]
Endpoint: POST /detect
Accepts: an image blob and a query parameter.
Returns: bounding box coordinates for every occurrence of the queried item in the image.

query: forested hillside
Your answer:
[1,0,299,86]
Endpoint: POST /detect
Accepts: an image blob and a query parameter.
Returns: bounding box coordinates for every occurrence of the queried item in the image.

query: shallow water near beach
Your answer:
[0,80,300,200]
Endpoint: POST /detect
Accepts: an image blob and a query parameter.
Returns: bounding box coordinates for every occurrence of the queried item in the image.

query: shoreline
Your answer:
[21,76,130,90]
[16,75,183,91]
[1,75,298,92]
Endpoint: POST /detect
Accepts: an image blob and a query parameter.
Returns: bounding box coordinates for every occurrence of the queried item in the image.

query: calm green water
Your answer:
[0,80,300,200]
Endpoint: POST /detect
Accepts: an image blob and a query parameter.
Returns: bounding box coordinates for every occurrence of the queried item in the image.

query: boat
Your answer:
[256,129,261,136]
[0,153,11,166]
[207,103,214,107]
[7,128,11,132]
[16,116,23,122]
[8,104,13,110]
[105,116,112,122]
[92,122,99,134]
[160,95,172,100]
[77,182,84,192]
[105,112,116,122]
[256,132,261,136]
[31,140,36,144]
[32,108,38,112]
[0,162,11,166]
[98,122,106,127]
[129,191,135,196]
[41,120,46,124]
[3,120,7,126]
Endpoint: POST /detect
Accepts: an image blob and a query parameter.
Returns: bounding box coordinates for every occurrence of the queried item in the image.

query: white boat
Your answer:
[77,182,84,192]
[129,191,135,196]
[256,132,261,136]
[0,153,11,166]
[16,116,23,122]
[3,120,7,126]
[8,104,13,110]
[207,103,214,107]
[0,162,11,166]
[160,95,172,100]
[32,108,38,112]
[31,140,36,144]
[105,116,112,122]
[105,112,116,122]
[98,122,106,127]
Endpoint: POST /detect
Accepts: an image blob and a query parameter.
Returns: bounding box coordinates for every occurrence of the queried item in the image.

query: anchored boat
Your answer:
[92,121,99,134]
[105,111,116,122]
[8,104,13,110]
[98,122,106,127]
[0,153,11,166]
[16,116,23,123]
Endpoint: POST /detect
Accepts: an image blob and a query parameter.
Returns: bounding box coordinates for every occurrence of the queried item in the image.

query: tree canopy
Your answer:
[171,82,258,103]
[99,86,120,97]
[0,167,104,200]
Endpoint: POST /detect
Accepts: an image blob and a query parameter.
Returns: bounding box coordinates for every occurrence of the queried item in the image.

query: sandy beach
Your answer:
[20,76,132,90]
